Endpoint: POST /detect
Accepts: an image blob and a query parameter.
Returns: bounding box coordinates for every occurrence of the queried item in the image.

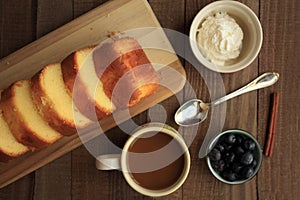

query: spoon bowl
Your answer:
[174,99,209,126]
[175,72,279,126]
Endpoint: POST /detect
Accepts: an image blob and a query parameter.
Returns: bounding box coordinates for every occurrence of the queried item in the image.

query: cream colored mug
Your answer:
[95,123,190,197]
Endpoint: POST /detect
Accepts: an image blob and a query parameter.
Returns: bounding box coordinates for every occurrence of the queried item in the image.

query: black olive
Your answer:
[211,160,225,172]
[240,152,254,165]
[222,171,238,181]
[209,148,221,161]
[234,146,245,156]
[215,143,225,152]
[251,159,258,168]
[244,139,256,151]
[224,152,235,164]
[232,162,243,173]
[223,143,233,151]
[235,135,243,144]
[241,166,254,179]
[225,134,236,144]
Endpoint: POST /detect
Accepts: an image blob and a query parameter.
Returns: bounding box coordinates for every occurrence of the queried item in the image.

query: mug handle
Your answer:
[95,154,121,170]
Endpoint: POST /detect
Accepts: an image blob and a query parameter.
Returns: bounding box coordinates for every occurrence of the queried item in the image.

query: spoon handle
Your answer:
[211,72,279,107]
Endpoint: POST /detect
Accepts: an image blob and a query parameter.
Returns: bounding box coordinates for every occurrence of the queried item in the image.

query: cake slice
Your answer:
[0,80,62,149]
[61,46,116,121]
[0,92,29,162]
[31,63,92,136]
[93,37,158,108]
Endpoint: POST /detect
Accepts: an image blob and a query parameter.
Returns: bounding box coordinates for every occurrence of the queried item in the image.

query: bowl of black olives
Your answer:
[206,129,262,184]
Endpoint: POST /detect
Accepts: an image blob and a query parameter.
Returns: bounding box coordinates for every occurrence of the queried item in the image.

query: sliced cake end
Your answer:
[61,46,115,120]
[0,80,62,149]
[31,63,92,136]
[0,92,29,162]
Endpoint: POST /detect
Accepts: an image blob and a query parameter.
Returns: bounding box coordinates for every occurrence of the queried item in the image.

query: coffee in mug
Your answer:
[96,123,190,197]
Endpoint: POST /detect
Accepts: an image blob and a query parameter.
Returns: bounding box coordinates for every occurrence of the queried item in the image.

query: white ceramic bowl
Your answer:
[190,0,263,73]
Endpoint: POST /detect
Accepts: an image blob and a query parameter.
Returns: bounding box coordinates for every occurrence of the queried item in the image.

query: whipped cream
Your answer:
[197,12,243,66]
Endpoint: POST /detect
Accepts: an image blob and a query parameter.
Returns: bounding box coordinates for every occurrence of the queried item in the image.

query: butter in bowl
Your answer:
[190,0,263,73]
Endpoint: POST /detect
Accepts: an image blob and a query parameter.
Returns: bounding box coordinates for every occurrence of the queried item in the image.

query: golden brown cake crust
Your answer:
[61,52,78,94]
[31,68,76,136]
[61,47,110,121]
[0,81,55,149]
[0,149,27,162]
[0,92,29,162]
[93,37,158,108]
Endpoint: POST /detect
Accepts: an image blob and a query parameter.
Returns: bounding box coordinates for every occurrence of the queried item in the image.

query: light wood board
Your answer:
[0,0,186,188]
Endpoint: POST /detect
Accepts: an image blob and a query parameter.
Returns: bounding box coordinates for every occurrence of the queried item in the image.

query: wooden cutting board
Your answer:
[0,0,186,188]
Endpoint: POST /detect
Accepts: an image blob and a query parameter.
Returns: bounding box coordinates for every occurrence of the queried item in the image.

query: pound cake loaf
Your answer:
[61,46,116,120]
[0,92,29,162]
[31,63,92,136]
[0,80,62,149]
[93,37,158,108]
[0,36,158,162]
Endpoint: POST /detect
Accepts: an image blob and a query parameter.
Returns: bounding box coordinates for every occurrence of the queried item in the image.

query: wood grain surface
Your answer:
[0,0,186,189]
[0,0,299,199]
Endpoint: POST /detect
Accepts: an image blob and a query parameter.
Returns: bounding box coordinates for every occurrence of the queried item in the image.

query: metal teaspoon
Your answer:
[174,72,279,126]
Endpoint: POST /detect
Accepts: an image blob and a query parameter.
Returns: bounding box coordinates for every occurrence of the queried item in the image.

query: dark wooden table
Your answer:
[0,0,299,199]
